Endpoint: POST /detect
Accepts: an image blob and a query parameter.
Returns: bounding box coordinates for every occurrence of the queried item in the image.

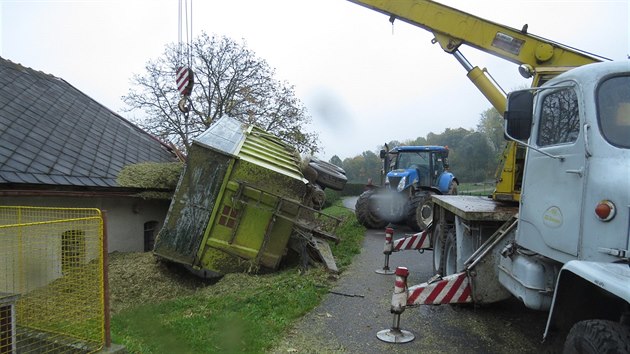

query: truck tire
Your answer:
[355,190,388,229]
[308,158,347,191]
[563,320,630,354]
[406,192,434,231]
[443,228,457,276]
[432,223,445,275]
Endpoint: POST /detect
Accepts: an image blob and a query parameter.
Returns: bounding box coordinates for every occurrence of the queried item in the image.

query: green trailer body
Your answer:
[154,116,336,276]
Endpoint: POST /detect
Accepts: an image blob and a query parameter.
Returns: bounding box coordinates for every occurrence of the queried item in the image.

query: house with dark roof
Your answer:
[0,56,179,252]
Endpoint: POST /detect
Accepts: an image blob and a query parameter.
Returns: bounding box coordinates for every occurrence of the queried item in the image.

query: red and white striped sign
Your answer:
[393,230,431,251]
[176,67,194,96]
[406,272,472,305]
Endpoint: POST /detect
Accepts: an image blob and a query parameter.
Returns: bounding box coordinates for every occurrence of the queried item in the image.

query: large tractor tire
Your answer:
[406,192,434,231]
[355,190,388,230]
[308,158,347,191]
[563,320,630,354]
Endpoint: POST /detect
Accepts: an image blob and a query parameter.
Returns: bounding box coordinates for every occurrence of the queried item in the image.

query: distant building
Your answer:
[0,57,179,252]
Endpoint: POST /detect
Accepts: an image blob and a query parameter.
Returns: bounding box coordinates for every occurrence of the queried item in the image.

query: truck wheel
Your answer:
[443,228,457,276]
[432,223,445,275]
[355,190,387,229]
[308,158,347,191]
[406,192,434,231]
[563,320,630,354]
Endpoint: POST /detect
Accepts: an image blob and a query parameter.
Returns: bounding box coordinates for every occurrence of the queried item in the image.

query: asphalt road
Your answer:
[272,197,557,354]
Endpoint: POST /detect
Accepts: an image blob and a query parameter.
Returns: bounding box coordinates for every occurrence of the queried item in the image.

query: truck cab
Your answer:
[503,61,630,344]
[506,61,630,264]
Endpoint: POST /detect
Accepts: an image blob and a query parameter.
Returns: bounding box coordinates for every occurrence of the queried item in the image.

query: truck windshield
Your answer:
[597,75,630,149]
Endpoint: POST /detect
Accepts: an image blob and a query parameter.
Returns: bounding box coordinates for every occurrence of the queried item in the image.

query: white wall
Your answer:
[0,195,170,252]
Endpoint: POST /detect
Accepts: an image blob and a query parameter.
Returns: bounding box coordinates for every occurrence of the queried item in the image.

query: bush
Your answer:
[323,189,340,208]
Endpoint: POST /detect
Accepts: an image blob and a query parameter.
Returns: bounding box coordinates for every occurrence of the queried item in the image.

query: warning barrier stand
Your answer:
[375,228,395,274]
[376,267,414,343]
[375,228,432,275]
[377,267,474,344]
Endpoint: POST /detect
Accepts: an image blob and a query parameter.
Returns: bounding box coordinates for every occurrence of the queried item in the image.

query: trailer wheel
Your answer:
[355,190,387,229]
[563,320,630,354]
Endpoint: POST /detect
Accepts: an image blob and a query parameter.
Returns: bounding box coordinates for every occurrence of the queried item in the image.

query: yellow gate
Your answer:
[0,206,105,353]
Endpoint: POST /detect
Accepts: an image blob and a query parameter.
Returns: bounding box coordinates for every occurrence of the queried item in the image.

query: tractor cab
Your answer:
[383,146,452,194]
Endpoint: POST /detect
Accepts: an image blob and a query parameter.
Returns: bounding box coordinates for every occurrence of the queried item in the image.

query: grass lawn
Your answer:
[110,202,365,353]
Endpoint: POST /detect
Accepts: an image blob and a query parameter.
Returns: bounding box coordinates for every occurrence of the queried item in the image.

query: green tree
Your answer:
[451,132,495,182]
[477,107,505,153]
[329,155,343,168]
[123,32,319,154]
[342,151,382,184]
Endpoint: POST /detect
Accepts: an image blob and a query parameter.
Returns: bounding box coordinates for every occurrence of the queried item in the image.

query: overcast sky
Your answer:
[1,0,628,160]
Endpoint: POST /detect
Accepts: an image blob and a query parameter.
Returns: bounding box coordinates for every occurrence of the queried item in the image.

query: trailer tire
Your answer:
[563,320,630,354]
[355,190,388,229]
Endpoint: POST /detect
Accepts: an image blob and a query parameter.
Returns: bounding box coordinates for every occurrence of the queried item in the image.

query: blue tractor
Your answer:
[355,145,458,231]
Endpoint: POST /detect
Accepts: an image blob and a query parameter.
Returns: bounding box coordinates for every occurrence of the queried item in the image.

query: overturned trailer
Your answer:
[154,116,344,277]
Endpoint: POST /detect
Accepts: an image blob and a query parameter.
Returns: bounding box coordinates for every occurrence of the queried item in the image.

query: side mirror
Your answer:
[379,149,387,159]
[504,90,533,141]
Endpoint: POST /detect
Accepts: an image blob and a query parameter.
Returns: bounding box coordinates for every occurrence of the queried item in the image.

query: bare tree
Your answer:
[123,32,319,154]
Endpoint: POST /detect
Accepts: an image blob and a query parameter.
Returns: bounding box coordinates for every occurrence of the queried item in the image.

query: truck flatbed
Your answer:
[432,195,518,222]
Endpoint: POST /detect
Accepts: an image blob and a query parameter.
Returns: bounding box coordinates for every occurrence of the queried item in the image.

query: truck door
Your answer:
[519,85,585,258]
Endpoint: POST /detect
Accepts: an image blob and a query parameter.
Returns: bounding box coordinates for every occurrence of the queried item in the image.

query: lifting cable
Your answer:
[177,0,194,113]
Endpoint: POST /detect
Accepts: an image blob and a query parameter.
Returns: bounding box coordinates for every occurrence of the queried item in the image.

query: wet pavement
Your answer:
[272,198,556,353]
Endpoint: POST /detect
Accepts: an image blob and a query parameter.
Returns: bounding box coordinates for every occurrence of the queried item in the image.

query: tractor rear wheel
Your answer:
[406,192,434,231]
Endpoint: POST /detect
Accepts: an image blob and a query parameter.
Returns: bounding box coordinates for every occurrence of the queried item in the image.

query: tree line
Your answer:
[330,107,505,184]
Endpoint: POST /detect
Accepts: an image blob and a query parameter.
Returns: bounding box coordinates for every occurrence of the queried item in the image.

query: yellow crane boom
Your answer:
[346,0,606,201]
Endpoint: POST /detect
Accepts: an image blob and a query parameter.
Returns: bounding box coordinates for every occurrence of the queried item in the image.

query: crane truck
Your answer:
[345,0,630,351]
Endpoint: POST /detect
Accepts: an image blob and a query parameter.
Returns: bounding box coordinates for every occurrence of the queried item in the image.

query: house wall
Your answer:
[1,196,170,253]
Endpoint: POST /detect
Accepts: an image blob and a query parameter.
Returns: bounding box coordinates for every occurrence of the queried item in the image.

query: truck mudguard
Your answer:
[544,260,630,339]
[437,172,456,194]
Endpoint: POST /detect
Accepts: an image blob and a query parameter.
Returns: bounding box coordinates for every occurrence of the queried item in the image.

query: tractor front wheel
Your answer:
[355,190,388,230]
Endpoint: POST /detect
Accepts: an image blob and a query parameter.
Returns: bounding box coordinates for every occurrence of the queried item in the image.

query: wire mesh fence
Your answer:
[0,206,105,353]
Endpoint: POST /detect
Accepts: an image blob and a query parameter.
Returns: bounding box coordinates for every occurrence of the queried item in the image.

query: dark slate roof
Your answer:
[0,57,177,188]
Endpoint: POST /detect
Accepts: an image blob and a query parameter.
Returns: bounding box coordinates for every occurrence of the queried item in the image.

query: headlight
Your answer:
[397,176,407,192]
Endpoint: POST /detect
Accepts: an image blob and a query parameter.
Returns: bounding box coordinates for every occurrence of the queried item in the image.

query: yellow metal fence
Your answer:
[0,206,105,353]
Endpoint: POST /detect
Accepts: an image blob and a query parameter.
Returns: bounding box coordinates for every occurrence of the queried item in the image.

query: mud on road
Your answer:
[271,221,555,354]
